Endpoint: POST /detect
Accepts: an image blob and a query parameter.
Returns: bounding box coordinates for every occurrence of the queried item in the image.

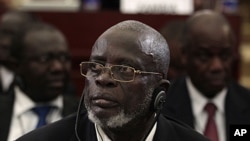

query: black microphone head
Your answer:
[153,90,166,111]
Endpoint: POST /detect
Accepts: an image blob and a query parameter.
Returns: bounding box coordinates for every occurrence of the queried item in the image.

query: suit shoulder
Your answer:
[159,114,209,141]
[228,81,250,101]
[16,113,79,141]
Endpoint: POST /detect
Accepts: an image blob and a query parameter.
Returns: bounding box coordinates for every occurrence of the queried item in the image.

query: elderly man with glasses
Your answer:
[16,20,209,141]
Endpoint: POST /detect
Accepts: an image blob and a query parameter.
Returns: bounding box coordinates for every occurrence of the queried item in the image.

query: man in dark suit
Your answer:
[0,10,37,95]
[16,20,209,141]
[159,19,186,81]
[161,10,250,141]
[0,21,79,141]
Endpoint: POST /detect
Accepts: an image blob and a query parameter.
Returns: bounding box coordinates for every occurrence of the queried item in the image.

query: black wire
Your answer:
[74,90,85,141]
[140,110,161,141]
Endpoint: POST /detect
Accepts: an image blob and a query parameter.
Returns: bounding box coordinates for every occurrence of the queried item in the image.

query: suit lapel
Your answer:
[154,115,177,141]
[163,77,194,127]
[71,112,97,141]
[0,94,14,141]
[62,95,79,117]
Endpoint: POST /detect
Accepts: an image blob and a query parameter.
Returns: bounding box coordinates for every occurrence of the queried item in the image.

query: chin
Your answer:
[87,108,134,128]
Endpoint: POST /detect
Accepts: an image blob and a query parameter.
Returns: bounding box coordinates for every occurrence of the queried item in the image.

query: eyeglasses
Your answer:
[79,61,163,82]
[24,53,71,64]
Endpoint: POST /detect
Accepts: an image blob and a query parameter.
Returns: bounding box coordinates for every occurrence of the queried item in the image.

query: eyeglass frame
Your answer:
[79,61,163,82]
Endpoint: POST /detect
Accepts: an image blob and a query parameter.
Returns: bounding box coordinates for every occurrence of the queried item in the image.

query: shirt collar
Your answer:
[186,77,227,115]
[0,65,14,91]
[13,86,63,117]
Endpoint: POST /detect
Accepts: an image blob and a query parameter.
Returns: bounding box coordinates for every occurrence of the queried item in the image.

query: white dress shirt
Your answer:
[95,122,157,141]
[186,77,227,141]
[7,86,63,141]
[0,66,14,92]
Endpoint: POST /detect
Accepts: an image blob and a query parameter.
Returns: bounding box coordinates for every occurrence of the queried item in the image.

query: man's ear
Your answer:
[151,79,170,112]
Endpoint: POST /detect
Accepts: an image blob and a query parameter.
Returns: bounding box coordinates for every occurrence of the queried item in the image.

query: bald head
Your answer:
[0,10,38,32]
[183,10,235,49]
[96,20,170,78]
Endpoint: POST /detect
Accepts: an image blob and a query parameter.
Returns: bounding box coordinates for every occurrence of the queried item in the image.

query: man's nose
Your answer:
[49,59,65,71]
[209,57,224,71]
[95,67,117,87]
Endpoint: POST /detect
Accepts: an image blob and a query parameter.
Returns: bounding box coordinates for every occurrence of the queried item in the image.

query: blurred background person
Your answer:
[160,19,186,81]
[161,10,250,141]
[0,0,11,10]
[0,10,38,95]
[0,21,79,141]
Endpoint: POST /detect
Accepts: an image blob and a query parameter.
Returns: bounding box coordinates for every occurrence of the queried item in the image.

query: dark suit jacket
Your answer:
[0,89,79,141]
[16,111,209,141]
[161,77,250,141]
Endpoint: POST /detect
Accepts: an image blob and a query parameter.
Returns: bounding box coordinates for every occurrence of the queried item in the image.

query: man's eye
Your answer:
[119,67,133,73]
[90,63,102,71]
[38,55,50,63]
[220,51,232,61]
[59,55,71,62]
[195,52,211,62]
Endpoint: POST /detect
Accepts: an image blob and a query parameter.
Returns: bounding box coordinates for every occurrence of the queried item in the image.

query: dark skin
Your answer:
[84,29,169,141]
[183,14,234,98]
[0,12,35,69]
[17,29,71,102]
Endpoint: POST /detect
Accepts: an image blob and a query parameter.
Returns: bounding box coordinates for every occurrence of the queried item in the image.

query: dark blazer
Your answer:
[161,77,250,141]
[16,111,209,141]
[0,90,79,141]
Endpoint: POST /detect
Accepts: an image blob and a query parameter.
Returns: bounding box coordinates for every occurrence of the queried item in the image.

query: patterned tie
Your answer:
[204,103,219,141]
[32,106,52,128]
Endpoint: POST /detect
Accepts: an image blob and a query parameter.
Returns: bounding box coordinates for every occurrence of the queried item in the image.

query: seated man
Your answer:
[0,21,79,141]
[159,19,186,81]
[16,20,209,141]
[0,10,37,95]
[161,10,250,141]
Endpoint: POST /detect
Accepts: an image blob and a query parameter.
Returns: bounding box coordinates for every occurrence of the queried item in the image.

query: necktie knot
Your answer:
[204,102,217,117]
[32,105,52,128]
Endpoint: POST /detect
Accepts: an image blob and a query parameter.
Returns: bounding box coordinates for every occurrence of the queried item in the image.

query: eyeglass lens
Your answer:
[80,62,135,81]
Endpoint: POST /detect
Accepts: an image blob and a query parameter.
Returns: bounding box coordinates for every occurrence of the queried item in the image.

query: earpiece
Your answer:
[153,90,166,111]
[141,89,166,141]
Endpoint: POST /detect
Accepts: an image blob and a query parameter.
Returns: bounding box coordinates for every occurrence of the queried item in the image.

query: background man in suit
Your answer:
[0,21,79,141]
[16,20,209,141]
[162,10,250,141]
[159,20,186,81]
[0,10,37,95]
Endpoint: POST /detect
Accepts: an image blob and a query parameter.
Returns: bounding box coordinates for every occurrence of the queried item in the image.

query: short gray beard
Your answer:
[86,88,153,128]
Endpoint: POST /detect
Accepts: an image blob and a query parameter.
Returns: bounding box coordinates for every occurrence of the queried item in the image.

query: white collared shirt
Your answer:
[7,86,63,141]
[95,122,157,141]
[0,66,14,92]
[186,77,227,141]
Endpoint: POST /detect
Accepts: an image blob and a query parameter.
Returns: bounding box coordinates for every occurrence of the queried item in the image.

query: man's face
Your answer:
[0,16,30,67]
[0,24,15,64]
[84,30,159,128]
[185,24,234,98]
[18,30,71,102]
